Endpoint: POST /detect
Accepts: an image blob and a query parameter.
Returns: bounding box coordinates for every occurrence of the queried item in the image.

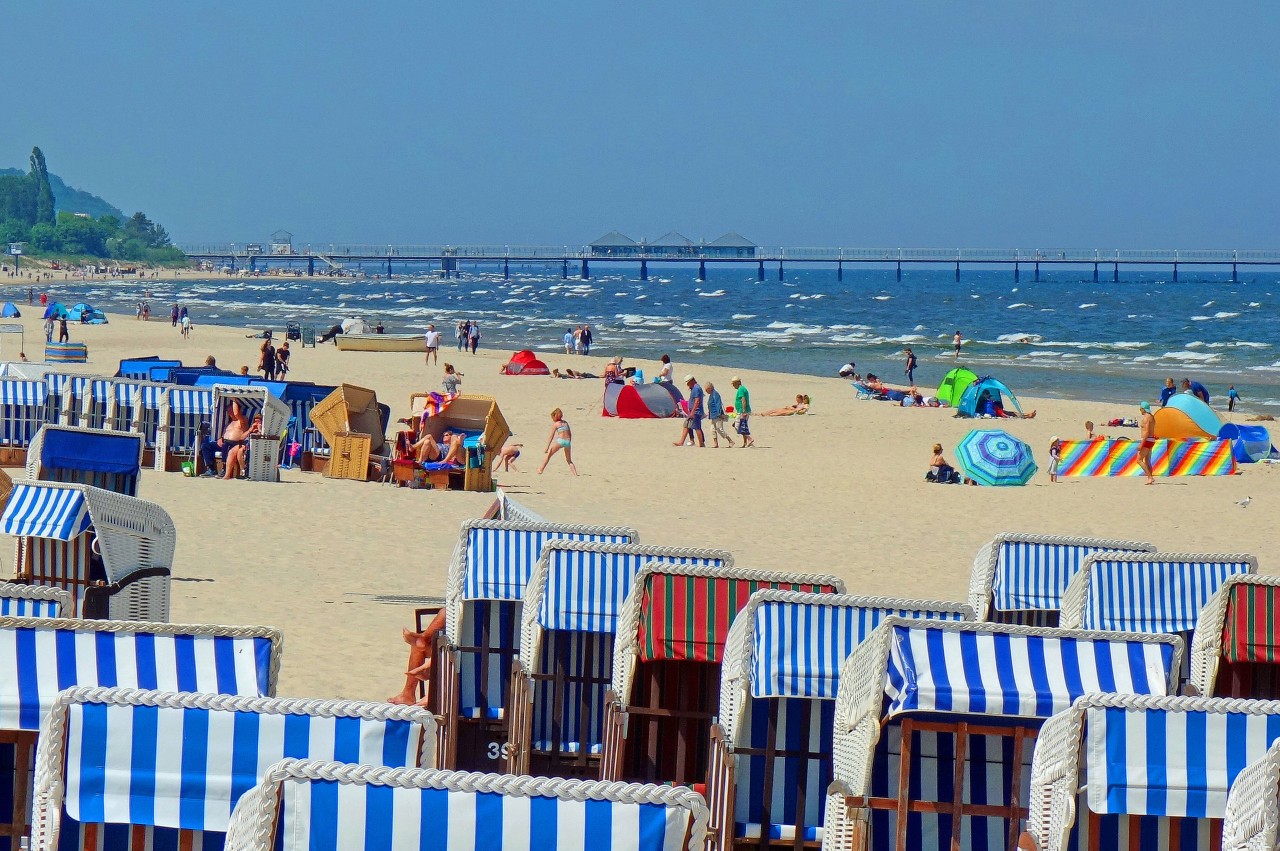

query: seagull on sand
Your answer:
[1236,496,1252,508]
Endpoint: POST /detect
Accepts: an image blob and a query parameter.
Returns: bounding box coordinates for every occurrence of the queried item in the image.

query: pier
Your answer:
[177,244,1280,283]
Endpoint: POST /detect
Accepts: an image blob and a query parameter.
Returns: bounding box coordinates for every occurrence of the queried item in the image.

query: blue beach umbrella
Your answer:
[955,429,1037,486]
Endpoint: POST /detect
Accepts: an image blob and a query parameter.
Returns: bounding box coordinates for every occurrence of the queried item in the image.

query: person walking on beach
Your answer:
[1138,402,1156,485]
[456,321,467,351]
[468,321,480,354]
[170,303,179,327]
[423,324,440,366]
[43,317,54,343]
[276,342,290,377]
[1228,385,1241,412]
[57,317,69,343]
[675,375,706,447]
[537,408,578,475]
[181,313,191,339]
[563,328,575,355]
[953,331,963,359]
[259,338,277,380]
[581,325,592,356]
[904,347,917,385]
[705,381,734,447]
[732,376,754,447]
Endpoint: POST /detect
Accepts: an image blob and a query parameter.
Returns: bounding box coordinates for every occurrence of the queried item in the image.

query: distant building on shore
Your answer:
[588,231,757,259]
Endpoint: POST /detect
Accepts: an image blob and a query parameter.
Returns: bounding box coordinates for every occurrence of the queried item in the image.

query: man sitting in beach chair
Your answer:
[408,429,466,466]
[199,397,251,477]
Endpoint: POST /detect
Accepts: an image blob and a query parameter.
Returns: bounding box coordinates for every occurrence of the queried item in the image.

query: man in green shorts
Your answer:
[731,376,754,448]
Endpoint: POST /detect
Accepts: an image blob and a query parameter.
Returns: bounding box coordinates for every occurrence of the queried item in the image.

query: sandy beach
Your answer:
[2,306,1274,700]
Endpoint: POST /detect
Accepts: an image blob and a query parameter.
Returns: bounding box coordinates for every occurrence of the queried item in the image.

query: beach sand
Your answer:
[3,308,1274,700]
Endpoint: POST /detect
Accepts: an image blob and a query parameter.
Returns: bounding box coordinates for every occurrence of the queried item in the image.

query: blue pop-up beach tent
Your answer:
[957,376,1025,418]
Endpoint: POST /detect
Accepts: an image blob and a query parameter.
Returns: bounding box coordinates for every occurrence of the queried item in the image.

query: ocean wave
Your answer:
[1007,303,1031,309]
[732,313,757,320]
[1079,303,1098,309]
[1161,351,1221,362]
[873,295,892,301]
[699,290,727,298]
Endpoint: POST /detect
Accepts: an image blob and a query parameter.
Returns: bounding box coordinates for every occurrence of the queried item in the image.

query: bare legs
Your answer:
[537,442,578,475]
[389,610,446,706]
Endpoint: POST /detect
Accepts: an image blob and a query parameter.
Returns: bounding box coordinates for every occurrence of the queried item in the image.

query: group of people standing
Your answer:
[169,303,192,338]
[456,320,481,354]
[255,337,291,380]
[562,325,593,355]
[673,374,754,449]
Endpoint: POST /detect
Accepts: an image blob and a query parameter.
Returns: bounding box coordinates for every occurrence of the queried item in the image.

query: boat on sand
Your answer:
[336,333,425,352]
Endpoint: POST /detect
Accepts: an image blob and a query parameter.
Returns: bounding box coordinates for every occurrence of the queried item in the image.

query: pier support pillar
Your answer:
[955,261,960,283]
[249,256,257,272]
[778,261,784,282]
[1014,263,1020,283]
[503,258,509,280]
[640,260,648,281]
[1173,262,1179,283]
[1232,263,1238,283]
[757,261,765,282]
[1093,263,1098,283]
[698,260,706,281]
[896,262,901,282]
[1034,262,1040,283]
[386,257,392,277]
[581,259,590,280]
[1114,263,1119,283]
[307,257,314,277]
[837,260,843,282]
[562,259,568,279]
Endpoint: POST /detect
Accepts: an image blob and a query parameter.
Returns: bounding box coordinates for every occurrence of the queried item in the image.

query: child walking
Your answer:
[1048,436,1062,483]
[537,408,578,475]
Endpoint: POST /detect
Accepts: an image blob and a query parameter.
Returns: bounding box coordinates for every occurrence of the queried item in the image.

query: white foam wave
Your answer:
[1079,303,1097,309]
[732,313,757,320]
[1007,303,1031,309]
[698,290,727,298]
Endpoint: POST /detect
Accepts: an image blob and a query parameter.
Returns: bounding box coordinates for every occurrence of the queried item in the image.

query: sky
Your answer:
[7,1,1279,248]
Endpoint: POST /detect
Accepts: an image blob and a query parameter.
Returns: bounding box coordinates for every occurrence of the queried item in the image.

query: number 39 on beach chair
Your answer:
[600,565,845,789]
[705,591,971,850]
[507,542,733,780]
[0,616,282,850]
[435,519,639,773]
[26,687,440,851]
[823,619,1181,851]
[222,759,710,851]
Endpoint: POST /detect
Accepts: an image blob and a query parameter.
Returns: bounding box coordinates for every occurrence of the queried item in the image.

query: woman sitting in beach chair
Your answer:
[408,429,465,466]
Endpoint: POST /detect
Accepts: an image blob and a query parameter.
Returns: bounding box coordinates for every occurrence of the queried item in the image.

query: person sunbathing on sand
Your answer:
[410,430,466,465]
[389,610,445,706]
[760,394,811,416]
[552,367,598,379]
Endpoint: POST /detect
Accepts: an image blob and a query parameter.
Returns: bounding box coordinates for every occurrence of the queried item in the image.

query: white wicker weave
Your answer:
[0,580,71,617]
[212,384,290,445]
[1058,551,1261,630]
[1221,739,1280,851]
[58,374,109,427]
[1024,693,1280,851]
[964,532,1156,621]
[223,758,710,851]
[1188,574,1280,698]
[609,563,846,712]
[27,686,440,851]
[495,490,547,524]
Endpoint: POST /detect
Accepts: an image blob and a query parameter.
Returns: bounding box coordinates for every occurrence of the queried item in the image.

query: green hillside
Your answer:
[0,167,124,219]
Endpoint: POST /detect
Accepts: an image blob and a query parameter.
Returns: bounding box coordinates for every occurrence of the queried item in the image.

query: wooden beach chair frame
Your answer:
[965,532,1156,625]
[1220,738,1280,851]
[27,687,440,851]
[418,393,511,492]
[24,425,145,496]
[435,519,638,772]
[0,616,282,849]
[508,542,733,780]
[1022,693,1280,851]
[824,619,1182,851]
[155,386,213,472]
[1188,573,1280,699]
[601,565,845,788]
[223,758,710,851]
[0,378,52,468]
[706,590,972,851]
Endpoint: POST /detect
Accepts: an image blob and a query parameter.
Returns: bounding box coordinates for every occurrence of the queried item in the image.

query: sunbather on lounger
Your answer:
[389,609,445,707]
[759,394,811,416]
[410,430,466,465]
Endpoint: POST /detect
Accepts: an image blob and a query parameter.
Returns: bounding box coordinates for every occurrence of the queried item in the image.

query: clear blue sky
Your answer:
[8,1,1278,247]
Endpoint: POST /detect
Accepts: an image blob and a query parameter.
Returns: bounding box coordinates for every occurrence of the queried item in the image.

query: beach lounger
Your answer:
[0,582,68,619]
[2,481,175,621]
[26,687,439,851]
[601,565,845,788]
[1188,574,1280,699]
[966,532,1156,625]
[25,425,144,496]
[0,379,51,468]
[105,378,166,435]
[508,542,733,779]
[39,373,71,427]
[1221,739,1280,851]
[222,758,709,851]
[824,619,1181,851]
[438,519,639,772]
[705,590,972,850]
[155,386,213,472]
[1022,694,1280,851]
[0,616,282,850]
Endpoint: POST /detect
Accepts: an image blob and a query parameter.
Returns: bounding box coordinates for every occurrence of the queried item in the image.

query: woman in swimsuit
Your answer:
[760,394,811,416]
[537,408,578,475]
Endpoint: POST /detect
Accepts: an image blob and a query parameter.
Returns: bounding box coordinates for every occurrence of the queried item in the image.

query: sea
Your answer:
[68,263,1280,410]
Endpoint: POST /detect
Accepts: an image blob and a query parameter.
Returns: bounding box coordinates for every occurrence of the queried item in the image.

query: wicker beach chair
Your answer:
[211,385,291,481]
[1221,738,1280,851]
[508,542,733,779]
[706,590,972,850]
[223,758,709,851]
[437,519,639,772]
[56,376,100,428]
[155,386,213,472]
[1059,551,1258,680]
[1022,693,1280,851]
[0,379,52,467]
[823,619,1182,851]
[492,490,548,524]
[418,394,511,492]
[0,616,282,850]
[105,378,165,434]
[76,378,116,431]
[25,425,144,496]
[26,687,439,851]
[2,481,176,621]
[0,582,69,619]
[601,565,845,789]
[39,373,70,427]
[965,532,1156,625]
[1188,574,1280,699]
[125,381,168,468]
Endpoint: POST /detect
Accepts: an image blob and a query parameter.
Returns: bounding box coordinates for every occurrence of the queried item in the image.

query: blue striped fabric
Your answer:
[135,384,167,447]
[0,622,275,731]
[213,391,266,438]
[1084,702,1280,818]
[0,595,62,618]
[0,483,92,540]
[749,601,968,700]
[458,600,519,718]
[0,379,49,446]
[993,541,1149,614]
[462,528,634,602]
[166,389,214,453]
[272,770,693,851]
[883,624,1176,719]
[734,697,834,841]
[531,630,613,755]
[171,389,214,416]
[1081,558,1255,635]
[61,699,425,833]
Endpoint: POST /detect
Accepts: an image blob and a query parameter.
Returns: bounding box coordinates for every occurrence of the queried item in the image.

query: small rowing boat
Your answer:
[336,333,425,352]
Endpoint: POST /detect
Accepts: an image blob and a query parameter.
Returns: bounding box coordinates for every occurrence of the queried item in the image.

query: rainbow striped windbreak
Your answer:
[1057,438,1236,477]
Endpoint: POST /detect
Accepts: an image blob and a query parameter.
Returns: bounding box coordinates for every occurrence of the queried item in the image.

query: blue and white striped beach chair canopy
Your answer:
[1025,693,1280,851]
[212,384,291,442]
[0,377,51,445]
[1,480,176,585]
[167,385,215,417]
[57,375,103,425]
[829,619,1182,800]
[1221,738,1280,851]
[1058,551,1259,635]
[0,616,283,733]
[222,759,710,851]
[518,541,735,668]
[0,581,70,619]
[442,519,639,642]
[965,532,1157,621]
[26,687,439,851]
[715,590,973,745]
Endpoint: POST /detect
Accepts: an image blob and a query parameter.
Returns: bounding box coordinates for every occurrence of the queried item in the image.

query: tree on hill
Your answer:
[29,147,55,226]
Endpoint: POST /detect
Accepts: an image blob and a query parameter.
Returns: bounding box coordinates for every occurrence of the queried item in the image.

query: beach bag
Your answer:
[735,417,750,435]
